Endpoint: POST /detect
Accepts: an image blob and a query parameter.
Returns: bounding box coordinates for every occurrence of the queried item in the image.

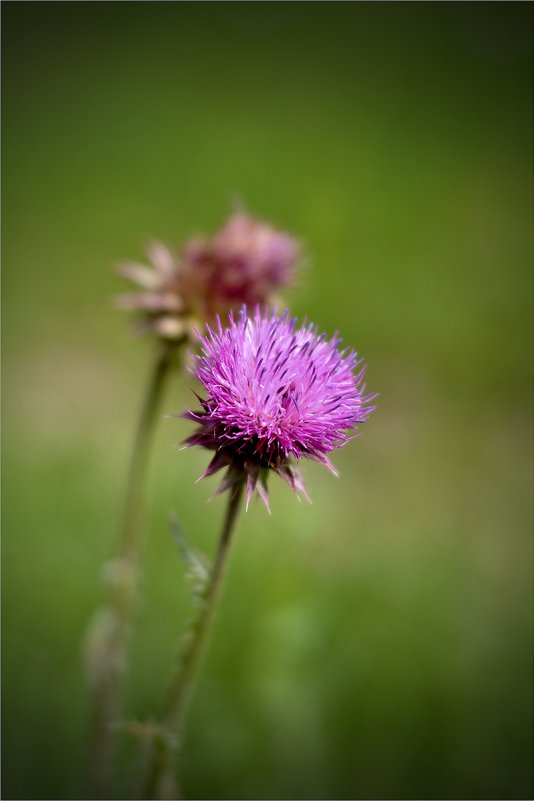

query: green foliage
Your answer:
[169,513,211,602]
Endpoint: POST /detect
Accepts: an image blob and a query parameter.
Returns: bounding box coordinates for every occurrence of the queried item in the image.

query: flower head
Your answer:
[117,213,300,340]
[183,212,300,317]
[183,307,376,511]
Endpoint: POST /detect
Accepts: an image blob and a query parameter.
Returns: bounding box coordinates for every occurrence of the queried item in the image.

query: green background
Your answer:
[2,3,533,799]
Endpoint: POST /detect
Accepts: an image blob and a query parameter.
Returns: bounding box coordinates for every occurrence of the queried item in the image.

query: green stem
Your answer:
[88,338,181,798]
[144,480,244,800]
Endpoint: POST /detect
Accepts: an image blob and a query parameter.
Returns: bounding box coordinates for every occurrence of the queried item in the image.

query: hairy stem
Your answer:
[88,338,181,798]
[144,480,244,800]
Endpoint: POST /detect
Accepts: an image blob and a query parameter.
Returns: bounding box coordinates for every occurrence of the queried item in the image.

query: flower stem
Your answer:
[88,338,182,798]
[143,480,245,800]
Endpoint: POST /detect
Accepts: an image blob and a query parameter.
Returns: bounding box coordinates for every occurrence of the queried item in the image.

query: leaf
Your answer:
[169,512,211,600]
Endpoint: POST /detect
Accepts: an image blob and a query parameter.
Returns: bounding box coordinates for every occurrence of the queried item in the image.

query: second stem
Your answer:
[88,338,180,798]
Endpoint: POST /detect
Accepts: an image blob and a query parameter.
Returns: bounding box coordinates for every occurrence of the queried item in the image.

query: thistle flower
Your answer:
[116,213,300,340]
[183,212,300,317]
[183,307,376,511]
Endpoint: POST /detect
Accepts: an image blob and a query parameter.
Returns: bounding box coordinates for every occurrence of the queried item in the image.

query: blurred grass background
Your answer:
[2,3,533,799]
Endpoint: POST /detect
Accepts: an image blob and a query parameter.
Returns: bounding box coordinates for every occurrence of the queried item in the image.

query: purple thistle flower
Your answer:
[183,212,300,317]
[182,307,376,511]
[116,213,300,340]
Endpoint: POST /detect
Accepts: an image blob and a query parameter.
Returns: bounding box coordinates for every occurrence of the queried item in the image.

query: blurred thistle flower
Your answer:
[183,212,300,317]
[116,213,300,340]
[182,307,376,511]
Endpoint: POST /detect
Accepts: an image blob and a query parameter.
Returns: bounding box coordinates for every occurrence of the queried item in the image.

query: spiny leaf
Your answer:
[169,512,211,600]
